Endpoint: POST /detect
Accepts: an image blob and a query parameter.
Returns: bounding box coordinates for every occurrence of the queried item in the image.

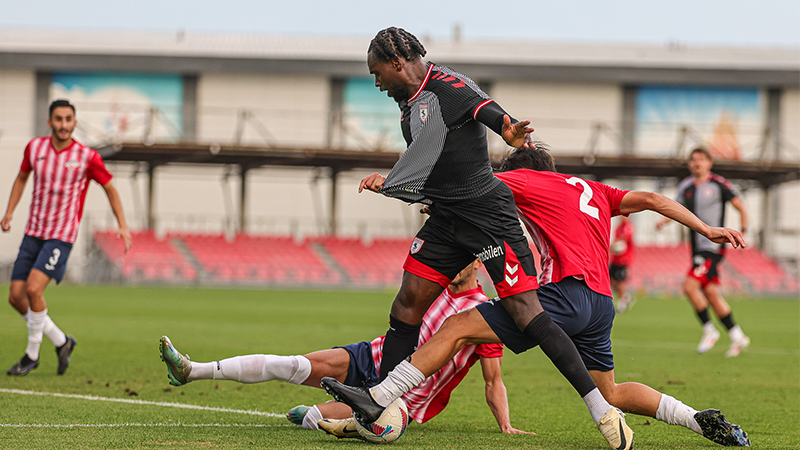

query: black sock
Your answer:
[697,308,711,325]
[379,315,421,381]
[20,354,35,365]
[523,312,596,397]
[719,313,736,331]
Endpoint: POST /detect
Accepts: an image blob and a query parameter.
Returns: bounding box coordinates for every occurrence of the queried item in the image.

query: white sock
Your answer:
[43,315,67,347]
[301,405,323,430]
[655,394,702,434]
[21,312,29,322]
[26,309,48,360]
[703,322,716,333]
[369,360,425,407]
[188,355,311,384]
[583,387,614,424]
[728,325,744,341]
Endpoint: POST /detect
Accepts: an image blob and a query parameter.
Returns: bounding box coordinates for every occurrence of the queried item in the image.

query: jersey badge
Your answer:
[65,159,80,170]
[410,237,425,254]
[419,103,429,124]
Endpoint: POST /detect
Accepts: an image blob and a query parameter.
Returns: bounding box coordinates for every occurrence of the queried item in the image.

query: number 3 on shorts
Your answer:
[566,177,600,220]
[44,247,62,271]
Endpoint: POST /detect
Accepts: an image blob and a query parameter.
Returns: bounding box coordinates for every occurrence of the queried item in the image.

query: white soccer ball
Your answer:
[611,240,627,255]
[354,398,409,444]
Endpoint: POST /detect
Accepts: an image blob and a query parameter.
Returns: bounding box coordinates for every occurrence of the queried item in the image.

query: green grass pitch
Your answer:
[0,284,797,449]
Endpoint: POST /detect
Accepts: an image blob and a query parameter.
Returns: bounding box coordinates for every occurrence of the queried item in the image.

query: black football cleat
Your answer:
[56,335,77,375]
[7,355,39,376]
[695,409,750,447]
[320,376,385,424]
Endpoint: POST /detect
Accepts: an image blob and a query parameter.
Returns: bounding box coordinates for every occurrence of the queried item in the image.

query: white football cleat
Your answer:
[726,335,750,358]
[597,407,634,450]
[697,327,720,354]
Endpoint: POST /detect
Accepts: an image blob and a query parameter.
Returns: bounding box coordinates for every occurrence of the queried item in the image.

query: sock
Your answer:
[26,309,48,361]
[43,315,67,347]
[379,315,421,381]
[524,312,597,397]
[656,394,702,434]
[369,359,425,407]
[188,355,311,384]
[719,313,736,331]
[20,312,29,322]
[702,321,716,333]
[697,308,710,325]
[301,405,323,430]
[583,387,614,424]
[728,325,745,341]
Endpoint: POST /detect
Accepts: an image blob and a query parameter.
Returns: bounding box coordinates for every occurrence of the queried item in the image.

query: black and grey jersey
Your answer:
[676,173,740,255]
[380,63,507,203]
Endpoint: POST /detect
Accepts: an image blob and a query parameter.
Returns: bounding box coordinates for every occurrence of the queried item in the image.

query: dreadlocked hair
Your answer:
[498,141,557,173]
[368,27,427,62]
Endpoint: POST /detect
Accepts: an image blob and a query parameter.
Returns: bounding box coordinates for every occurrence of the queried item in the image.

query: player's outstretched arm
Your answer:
[620,191,746,248]
[102,182,132,253]
[1,171,30,232]
[501,115,534,149]
[358,173,386,193]
[479,356,536,435]
[730,196,749,234]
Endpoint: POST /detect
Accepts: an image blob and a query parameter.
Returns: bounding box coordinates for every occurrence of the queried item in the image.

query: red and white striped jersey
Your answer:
[20,136,113,243]
[370,286,503,424]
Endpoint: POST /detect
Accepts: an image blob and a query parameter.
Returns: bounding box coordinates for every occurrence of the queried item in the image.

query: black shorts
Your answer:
[403,183,538,298]
[609,264,628,281]
[689,251,723,286]
[476,277,615,372]
[333,341,380,389]
[11,235,73,284]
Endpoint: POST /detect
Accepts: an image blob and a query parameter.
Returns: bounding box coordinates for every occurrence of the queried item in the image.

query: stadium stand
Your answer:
[91,231,798,294]
[93,230,197,282]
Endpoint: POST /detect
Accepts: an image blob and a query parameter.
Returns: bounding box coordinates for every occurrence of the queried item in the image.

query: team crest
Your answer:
[410,237,424,254]
[419,103,429,124]
[65,159,80,170]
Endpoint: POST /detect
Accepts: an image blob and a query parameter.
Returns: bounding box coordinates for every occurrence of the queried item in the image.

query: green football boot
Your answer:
[159,336,192,386]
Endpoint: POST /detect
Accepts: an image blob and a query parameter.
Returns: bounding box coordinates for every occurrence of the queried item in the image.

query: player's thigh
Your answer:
[392,271,445,317]
[438,308,501,345]
[31,239,73,285]
[11,235,45,285]
[302,348,351,387]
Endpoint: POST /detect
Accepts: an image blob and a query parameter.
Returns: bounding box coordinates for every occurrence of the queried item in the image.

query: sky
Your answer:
[2,0,799,48]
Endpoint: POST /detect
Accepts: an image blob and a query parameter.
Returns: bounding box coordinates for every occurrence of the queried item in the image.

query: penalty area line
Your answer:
[0,423,294,428]
[0,388,285,418]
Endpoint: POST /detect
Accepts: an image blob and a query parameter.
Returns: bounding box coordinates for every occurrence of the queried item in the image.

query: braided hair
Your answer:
[368,27,427,62]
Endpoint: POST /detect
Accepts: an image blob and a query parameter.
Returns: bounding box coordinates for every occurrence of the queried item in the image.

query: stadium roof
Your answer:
[1,29,798,85]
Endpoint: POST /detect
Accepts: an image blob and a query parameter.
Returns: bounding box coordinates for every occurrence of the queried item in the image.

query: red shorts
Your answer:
[688,252,723,287]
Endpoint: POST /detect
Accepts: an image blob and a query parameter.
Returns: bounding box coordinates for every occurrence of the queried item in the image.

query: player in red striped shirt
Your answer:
[2,99,132,376]
[159,260,533,438]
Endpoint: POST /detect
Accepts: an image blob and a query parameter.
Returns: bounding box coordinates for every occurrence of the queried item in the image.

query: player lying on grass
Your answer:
[322,143,750,448]
[159,259,533,439]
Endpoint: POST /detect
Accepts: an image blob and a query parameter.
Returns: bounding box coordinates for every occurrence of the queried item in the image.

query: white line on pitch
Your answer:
[0,388,285,418]
[0,423,294,428]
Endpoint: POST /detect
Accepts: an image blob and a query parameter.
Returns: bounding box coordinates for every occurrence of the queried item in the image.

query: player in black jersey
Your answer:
[325,27,634,449]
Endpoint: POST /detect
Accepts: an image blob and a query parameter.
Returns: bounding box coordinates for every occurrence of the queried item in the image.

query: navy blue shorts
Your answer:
[476,277,615,371]
[11,235,73,284]
[333,341,380,389]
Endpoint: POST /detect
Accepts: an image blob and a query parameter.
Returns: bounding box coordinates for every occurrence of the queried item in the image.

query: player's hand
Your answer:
[501,115,534,148]
[117,227,133,254]
[420,205,431,215]
[1,213,11,232]
[705,226,746,249]
[358,173,386,193]
[501,426,536,435]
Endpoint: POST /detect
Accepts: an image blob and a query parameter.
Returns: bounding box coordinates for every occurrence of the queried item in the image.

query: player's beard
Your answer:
[51,126,74,144]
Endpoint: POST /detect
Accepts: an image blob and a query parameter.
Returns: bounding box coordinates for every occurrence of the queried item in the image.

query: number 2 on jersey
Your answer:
[566,177,600,220]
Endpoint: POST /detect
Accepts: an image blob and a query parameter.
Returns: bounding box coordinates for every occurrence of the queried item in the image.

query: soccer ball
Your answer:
[354,398,408,444]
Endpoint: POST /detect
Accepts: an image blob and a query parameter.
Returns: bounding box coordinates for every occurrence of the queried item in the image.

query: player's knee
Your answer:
[25,285,44,302]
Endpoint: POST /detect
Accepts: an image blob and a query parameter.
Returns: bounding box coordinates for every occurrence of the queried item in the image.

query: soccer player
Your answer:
[354,27,626,446]
[323,144,750,448]
[159,260,534,438]
[2,99,132,376]
[610,216,635,313]
[656,147,750,357]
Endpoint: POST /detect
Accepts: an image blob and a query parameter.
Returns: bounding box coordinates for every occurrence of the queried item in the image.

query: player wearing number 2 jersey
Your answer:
[2,99,132,376]
[328,144,750,448]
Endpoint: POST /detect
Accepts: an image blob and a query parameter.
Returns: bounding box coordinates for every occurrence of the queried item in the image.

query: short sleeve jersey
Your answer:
[610,219,635,266]
[676,173,739,255]
[20,136,113,243]
[496,170,629,297]
[370,285,503,424]
[379,62,503,203]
